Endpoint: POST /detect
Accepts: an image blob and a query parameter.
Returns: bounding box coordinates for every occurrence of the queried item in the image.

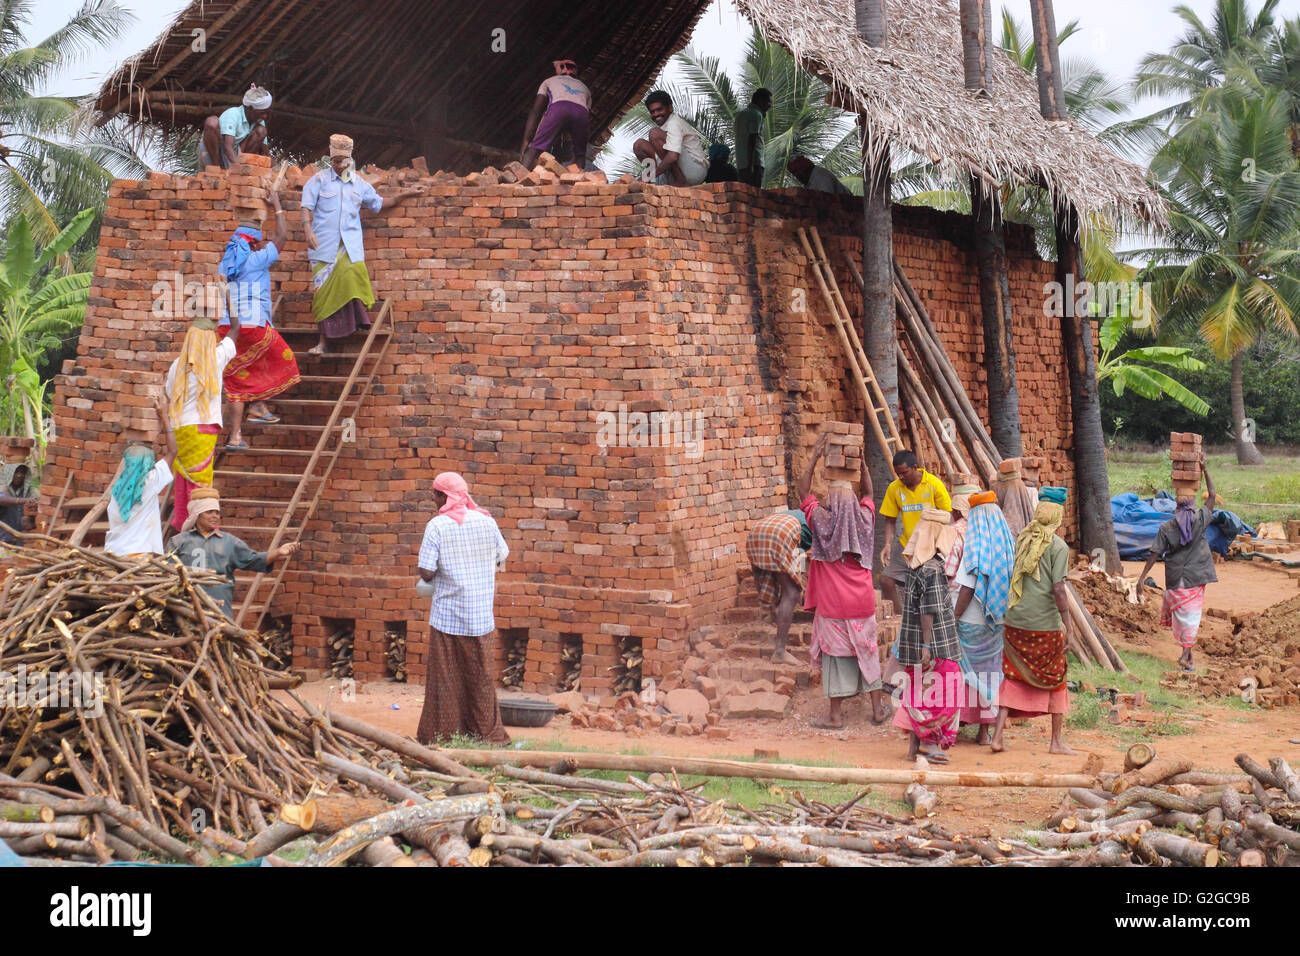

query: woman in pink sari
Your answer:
[798,432,887,729]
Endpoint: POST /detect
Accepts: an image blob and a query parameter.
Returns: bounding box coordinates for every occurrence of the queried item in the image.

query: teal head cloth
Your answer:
[112,446,155,522]
[1040,486,1068,505]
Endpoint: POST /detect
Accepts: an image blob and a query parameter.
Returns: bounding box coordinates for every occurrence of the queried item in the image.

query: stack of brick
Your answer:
[821,421,864,481]
[1170,432,1203,495]
[40,152,1079,694]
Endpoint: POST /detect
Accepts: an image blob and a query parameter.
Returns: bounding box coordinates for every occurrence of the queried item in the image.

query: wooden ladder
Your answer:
[229,299,395,631]
[796,226,903,462]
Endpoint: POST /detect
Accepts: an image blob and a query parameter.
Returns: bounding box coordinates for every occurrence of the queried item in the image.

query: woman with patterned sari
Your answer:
[991,487,1076,755]
[892,508,964,761]
[951,492,1014,742]
[166,313,238,531]
[218,187,299,449]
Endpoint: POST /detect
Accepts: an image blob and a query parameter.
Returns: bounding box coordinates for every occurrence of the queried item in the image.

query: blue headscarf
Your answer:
[111,447,155,522]
[963,502,1016,625]
[1040,486,1068,505]
[219,226,262,281]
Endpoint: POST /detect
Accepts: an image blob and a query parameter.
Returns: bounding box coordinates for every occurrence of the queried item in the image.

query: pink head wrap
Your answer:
[433,472,491,524]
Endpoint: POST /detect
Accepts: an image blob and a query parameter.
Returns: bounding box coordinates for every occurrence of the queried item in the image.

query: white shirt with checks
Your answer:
[418,510,509,637]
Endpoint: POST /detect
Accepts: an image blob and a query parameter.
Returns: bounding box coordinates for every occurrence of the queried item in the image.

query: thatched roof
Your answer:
[737,0,1165,227]
[94,0,712,167]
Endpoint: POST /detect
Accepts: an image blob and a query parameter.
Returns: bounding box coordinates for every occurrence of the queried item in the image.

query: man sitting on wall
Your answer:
[788,155,851,195]
[521,57,591,169]
[633,91,708,187]
[199,84,272,170]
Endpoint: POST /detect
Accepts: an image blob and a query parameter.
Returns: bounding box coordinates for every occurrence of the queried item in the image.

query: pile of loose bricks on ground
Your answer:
[39,152,1080,698]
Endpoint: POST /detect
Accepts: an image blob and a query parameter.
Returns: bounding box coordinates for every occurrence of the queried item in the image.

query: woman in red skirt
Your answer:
[219,188,300,449]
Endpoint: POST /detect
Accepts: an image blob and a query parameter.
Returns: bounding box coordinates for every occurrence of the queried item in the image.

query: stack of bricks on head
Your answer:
[821,421,864,482]
[1170,432,1203,497]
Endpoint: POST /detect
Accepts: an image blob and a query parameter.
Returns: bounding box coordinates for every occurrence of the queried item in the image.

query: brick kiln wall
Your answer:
[40,160,1074,694]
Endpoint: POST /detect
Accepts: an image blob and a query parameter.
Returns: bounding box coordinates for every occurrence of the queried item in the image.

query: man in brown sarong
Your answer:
[415,472,511,745]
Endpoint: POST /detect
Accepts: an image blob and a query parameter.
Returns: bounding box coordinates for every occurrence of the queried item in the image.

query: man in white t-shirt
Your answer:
[634,90,708,187]
[521,58,591,169]
[105,394,179,558]
[165,312,239,531]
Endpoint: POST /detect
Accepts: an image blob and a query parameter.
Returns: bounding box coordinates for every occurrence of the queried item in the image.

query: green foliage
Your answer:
[0,0,195,263]
[1097,308,1210,416]
[1103,334,1300,446]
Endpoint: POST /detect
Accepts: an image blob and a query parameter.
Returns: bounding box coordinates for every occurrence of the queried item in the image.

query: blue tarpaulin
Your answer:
[1111,492,1254,561]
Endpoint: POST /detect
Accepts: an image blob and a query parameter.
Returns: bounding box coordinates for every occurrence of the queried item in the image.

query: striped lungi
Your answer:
[1160,585,1206,648]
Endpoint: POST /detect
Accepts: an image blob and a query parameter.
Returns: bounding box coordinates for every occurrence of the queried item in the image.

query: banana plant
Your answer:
[1095,307,1210,416]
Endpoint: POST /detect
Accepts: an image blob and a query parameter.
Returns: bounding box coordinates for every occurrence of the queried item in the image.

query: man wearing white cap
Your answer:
[167,487,299,618]
[300,133,425,354]
[199,84,273,170]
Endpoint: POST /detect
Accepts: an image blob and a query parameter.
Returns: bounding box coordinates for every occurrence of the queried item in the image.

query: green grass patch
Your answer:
[1108,450,1300,525]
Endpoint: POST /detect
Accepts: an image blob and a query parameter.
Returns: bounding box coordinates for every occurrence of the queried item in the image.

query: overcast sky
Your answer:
[30,0,1300,102]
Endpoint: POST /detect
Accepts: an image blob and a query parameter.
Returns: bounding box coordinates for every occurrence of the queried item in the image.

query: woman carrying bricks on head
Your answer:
[991,487,1075,755]
[797,432,888,729]
[219,186,299,450]
[744,507,811,665]
[104,394,177,559]
[165,310,239,531]
[1135,455,1216,672]
[300,134,426,355]
[893,508,964,762]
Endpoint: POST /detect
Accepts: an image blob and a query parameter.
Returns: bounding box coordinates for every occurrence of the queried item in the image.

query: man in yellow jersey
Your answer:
[878,449,952,609]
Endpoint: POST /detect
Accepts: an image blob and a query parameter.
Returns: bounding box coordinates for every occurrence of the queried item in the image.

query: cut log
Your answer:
[286,795,394,834]
[318,752,424,803]
[479,831,603,866]
[1236,849,1266,867]
[303,794,502,867]
[361,837,416,867]
[1268,758,1300,802]
[1123,743,1155,773]
[1072,839,1132,867]
[905,782,937,817]
[242,820,306,860]
[1144,832,1219,867]
[1110,758,1193,795]
[441,750,1097,789]
[1245,811,1300,851]
[0,802,55,824]
[1235,754,1281,789]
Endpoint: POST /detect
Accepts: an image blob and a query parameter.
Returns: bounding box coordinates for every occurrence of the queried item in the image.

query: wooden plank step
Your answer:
[252,423,342,433]
[220,447,318,457]
[214,470,322,482]
[52,522,107,534]
[64,497,104,509]
[297,376,351,384]
[276,326,389,335]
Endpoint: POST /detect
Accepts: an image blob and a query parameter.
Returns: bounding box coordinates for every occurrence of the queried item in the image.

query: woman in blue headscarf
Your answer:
[217,187,299,450]
[104,395,178,558]
[951,491,1015,742]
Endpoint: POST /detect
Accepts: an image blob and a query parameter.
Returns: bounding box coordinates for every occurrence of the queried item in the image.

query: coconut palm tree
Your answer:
[606,26,862,190]
[0,0,180,266]
[1135,87,1300,465]
[1133,0,1282,129]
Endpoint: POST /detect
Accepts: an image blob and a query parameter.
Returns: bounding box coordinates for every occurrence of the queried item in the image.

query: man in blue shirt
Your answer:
[199,85,272,169]
[300,134,425,354]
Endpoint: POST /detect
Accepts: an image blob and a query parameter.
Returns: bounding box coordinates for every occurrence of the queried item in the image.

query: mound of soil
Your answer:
[1170,593,1300,706]
[1070,572,1163,645]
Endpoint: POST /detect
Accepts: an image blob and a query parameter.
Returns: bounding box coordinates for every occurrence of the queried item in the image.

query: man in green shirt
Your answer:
[733,88,771,187]
[167,488,298,619]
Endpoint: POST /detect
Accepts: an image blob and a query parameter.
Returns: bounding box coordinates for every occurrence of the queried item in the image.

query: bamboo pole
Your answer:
[441,750,1097,789]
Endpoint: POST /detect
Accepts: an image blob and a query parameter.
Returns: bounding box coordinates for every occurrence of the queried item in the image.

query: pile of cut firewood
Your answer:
[558,636,581,692]
[611,636,642,695]
[386,627,407,682]
[327,623,354,680]
[1025,747,1300,867]
[500,634,526,689]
